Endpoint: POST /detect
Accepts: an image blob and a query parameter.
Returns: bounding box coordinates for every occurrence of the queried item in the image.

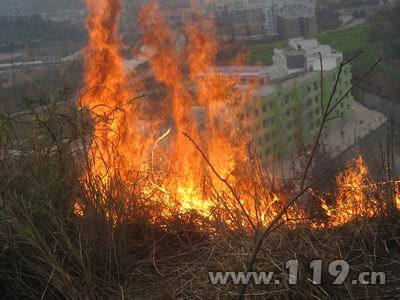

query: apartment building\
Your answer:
[208,0,317,40]
[219,38,353,162]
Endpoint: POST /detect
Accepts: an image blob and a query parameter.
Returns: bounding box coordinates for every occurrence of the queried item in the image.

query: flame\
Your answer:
[82,0,144,180]
[320,157,380,227]
[137,3,253,213]
[78,0,397,231]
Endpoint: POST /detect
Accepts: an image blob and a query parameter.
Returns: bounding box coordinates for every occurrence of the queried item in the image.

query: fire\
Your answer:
[82,0,144,180]
[138,2,205,211]
[79,0,394,230]
[320,157,380,227]
[137,2,253,214]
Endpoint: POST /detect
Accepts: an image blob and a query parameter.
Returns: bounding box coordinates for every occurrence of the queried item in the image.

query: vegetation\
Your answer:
[248,12,400,80]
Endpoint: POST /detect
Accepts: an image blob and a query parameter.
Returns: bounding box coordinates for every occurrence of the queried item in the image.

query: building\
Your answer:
[219,38,353,163]
[276,3,317,38]
[207,0,267,41]
[263,0,316,37]
[208,0,317,41]
[40,9,86,24]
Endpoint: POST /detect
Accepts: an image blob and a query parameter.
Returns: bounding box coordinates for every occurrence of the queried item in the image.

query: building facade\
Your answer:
[219,38,354,162]
[208,0,317,40]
